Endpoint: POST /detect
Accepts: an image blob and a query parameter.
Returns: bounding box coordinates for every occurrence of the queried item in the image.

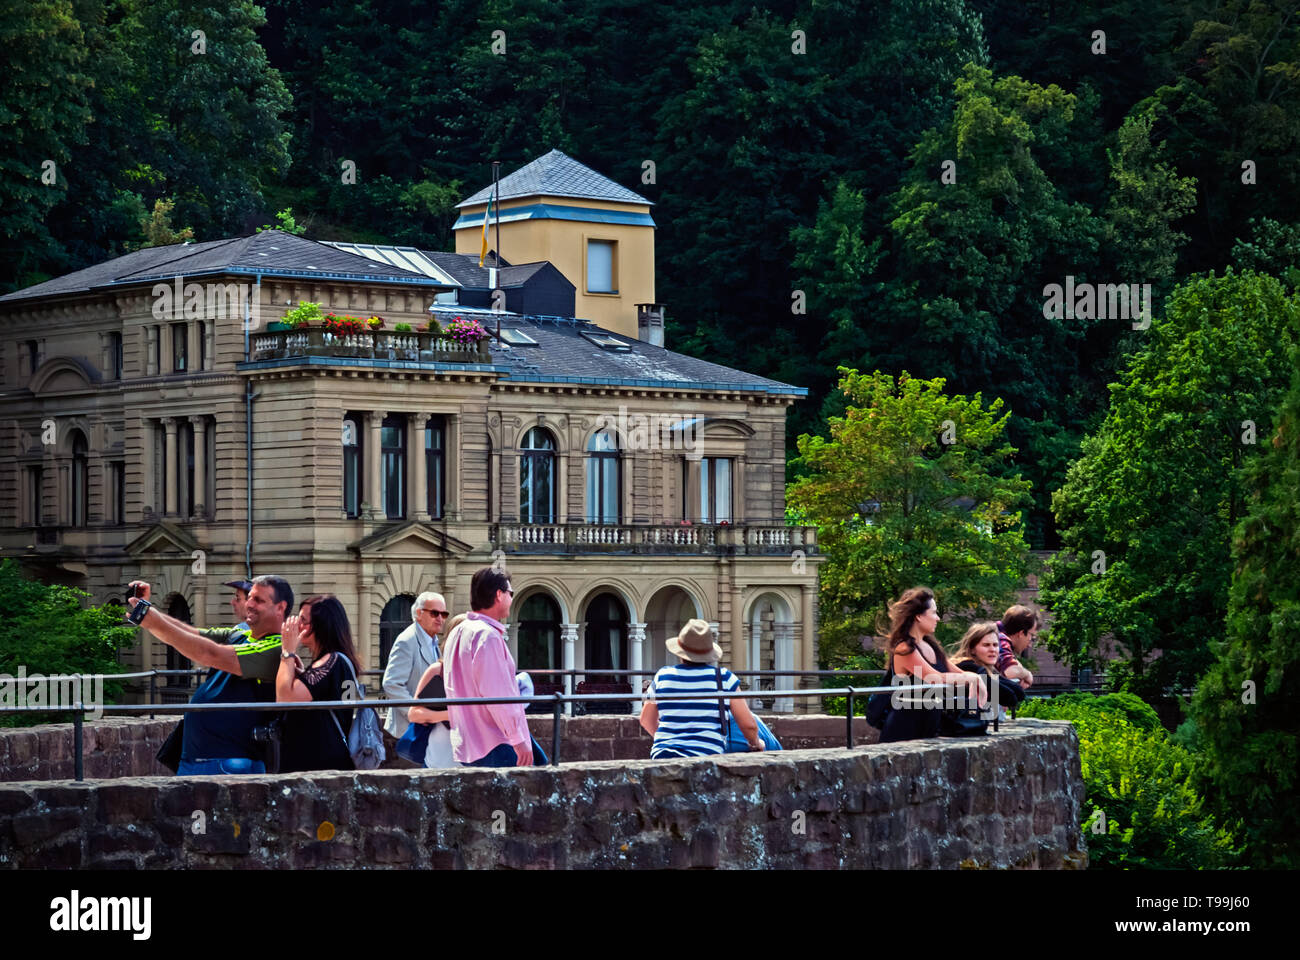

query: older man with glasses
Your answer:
[382,591,450,739]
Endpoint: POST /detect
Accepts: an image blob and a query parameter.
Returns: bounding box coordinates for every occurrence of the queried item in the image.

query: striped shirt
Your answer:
[648,663,740,758]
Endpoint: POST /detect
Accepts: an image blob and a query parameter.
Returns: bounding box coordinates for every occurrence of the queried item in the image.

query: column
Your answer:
[410,413,428,521]
[444,415,460,521]
[365,410,385,519]
[187,322,200,374]
[163,417,178,516]
[734,454,747,523]
[561,622,578,716]
[489,442,501,523]
[140,415,154,519]
[359,574,373,671]
[621,451,633,524]
[800,585,816,716]
[203,321,215,370]
[730,587,747,673]
[143,327,155,376]
[775,623,796,713]
[190,416,207,518]
[628,621,647,697]
[557,451,568,524]
[161,323,173,373]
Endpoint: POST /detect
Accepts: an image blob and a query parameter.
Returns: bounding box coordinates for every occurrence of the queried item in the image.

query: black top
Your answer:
[278,653,355,773]
[956,659,1026,708]
[417,671,450,729]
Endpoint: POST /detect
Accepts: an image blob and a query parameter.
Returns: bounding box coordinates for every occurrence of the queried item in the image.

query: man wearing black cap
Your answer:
[224,579,252,632]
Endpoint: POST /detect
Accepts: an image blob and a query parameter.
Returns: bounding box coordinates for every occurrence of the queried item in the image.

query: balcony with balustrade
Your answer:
[248,329,492,365]
[489,521,816,556]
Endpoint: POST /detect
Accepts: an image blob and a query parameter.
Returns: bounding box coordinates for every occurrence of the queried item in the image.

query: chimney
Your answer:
[636,303,665,347]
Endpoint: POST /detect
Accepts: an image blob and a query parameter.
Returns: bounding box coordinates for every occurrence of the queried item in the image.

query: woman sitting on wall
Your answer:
[276,595,361,772]
[949,621,1026,721]
[879,587,986,743]
[639,619,764,758]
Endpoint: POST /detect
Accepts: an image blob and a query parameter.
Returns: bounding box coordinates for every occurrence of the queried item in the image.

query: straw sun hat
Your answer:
[666,618,723,663]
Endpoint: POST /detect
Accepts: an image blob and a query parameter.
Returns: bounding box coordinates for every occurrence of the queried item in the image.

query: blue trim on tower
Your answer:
[455,202,656,230]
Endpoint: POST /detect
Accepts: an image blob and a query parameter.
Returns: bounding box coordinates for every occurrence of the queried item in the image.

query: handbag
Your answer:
[716,665,776,752]
[156,718,184,773]
[328,655,386,769]
[940,672,988,737]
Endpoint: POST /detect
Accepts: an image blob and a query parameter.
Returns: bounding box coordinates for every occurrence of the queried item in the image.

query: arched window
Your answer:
[379,594,417,671]
[71,431,88,527]
[517,594,562,669]
[381,415,405,519]
[519,427,556,523]
[584,592,628,674]
[343,413,362,518]
[585,430,620,524]
[426,417,445,519]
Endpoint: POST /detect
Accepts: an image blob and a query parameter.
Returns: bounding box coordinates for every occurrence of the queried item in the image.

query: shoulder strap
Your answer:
[715,664,729,742]
[327,653,356,748]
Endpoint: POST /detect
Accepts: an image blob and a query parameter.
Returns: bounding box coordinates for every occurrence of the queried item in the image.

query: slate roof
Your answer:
[328,243,559,291]
[1,232,439,304]
[457,149,651,208]
[425,307,803,396]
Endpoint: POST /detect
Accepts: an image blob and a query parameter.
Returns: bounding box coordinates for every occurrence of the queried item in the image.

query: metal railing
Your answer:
[2,681,963,781]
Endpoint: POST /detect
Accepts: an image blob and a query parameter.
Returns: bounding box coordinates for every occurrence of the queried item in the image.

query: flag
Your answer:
[478,192,494,267]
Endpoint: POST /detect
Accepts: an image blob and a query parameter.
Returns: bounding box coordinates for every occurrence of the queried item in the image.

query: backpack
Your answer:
[330,654,386,770]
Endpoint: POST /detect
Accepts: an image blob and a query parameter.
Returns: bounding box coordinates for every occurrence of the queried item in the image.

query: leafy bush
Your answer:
[281,301,323,328]
[393,322,413,332]
[1045,691,1161,732]
[0,561,134,727]
[1019,694,1240,869]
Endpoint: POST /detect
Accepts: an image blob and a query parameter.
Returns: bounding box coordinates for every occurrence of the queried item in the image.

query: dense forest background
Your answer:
[7,0,1298,547]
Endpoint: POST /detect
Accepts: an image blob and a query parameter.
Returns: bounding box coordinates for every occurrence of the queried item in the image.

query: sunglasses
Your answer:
[424,608,449,617]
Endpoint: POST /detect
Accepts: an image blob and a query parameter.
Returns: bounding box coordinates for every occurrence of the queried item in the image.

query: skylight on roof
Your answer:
[499,328,538,346]
[582,332,630,351]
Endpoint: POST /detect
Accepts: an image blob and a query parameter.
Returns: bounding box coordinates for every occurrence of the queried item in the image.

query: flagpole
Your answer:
[493,160,501,339]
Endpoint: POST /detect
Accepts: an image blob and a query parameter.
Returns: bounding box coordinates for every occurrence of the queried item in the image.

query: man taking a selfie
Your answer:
[126,575,292,774]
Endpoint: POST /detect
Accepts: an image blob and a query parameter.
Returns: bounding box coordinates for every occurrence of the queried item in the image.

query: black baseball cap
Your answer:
[222,579,254,593]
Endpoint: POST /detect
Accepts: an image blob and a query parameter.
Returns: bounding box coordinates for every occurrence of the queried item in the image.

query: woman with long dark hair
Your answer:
[878,587,986,743]
[276,594,362,771]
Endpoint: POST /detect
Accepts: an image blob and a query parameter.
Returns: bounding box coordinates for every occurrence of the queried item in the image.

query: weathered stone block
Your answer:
[96,783,156,824]
[366,831,418,864]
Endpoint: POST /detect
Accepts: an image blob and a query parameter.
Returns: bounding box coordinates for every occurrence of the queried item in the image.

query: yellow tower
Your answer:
[454,150,655,339]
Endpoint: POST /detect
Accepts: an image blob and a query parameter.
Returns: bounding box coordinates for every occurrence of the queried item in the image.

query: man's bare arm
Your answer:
[128,600,241,675]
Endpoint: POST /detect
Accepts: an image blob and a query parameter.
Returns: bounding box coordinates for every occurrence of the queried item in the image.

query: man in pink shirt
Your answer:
[442,566,536,766]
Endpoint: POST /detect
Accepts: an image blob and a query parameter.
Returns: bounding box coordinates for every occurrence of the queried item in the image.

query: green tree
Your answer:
[1133,0,1300,273]
[0,0,94,290]
[1232,216,1300,290]
[788,368,1032,663]
[128,197,195,249]
[1191,341,1300,868]
[0,561,133,727]
[1041,270,1300,697]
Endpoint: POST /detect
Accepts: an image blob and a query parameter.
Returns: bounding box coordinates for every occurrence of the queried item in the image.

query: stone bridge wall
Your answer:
[0,718,1086,870]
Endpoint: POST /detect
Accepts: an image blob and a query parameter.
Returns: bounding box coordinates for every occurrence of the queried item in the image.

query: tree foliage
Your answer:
[0,560,134,728]
[788,368,1031,663]
[1018,694,1240,869]
[1041,270,1300,697]
[1190,335,1300,868]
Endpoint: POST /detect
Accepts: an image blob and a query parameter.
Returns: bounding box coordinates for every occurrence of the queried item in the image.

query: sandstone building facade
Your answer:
[0,152,821,709]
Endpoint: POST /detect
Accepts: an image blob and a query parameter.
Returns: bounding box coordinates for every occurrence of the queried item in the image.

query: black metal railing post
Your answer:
[551,693,562,766]
[846,688,855,748]
[73,709,84,781]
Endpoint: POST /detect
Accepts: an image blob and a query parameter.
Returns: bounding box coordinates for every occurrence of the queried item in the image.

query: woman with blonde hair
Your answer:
[949,621,1025,717]
[406,613,467,768]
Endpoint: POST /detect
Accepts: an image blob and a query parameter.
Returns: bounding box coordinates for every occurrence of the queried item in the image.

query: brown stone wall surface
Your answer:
[0,714,879,782]
[0,718,1086,869]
